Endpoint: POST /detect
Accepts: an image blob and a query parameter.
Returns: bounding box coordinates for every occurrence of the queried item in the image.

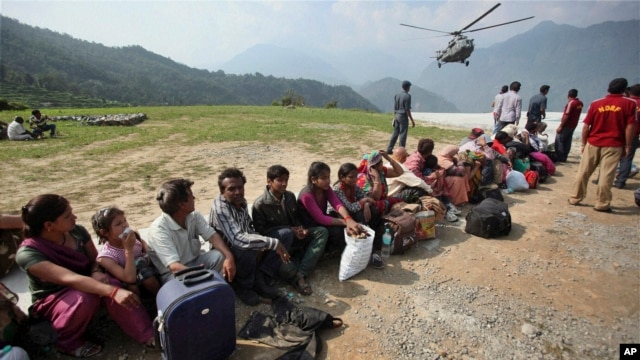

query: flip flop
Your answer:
[66,341,103,358]
[291,273,313,296]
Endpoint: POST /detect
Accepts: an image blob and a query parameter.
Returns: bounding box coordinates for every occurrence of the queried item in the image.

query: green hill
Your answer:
[0,16,379,111]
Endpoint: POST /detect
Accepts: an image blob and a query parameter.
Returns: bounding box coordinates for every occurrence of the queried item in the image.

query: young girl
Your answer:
[91,207,160,296]
[333,163,377,225]
[17,195,154,357]
[297,161,364,255]
[333,163,384,268]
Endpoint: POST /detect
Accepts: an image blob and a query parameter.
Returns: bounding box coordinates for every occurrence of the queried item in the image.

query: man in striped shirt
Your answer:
[210,167,292,306]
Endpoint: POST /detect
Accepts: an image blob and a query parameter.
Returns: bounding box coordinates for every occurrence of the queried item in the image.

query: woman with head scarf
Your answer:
[437,145,478,208]
[355,150,404,215]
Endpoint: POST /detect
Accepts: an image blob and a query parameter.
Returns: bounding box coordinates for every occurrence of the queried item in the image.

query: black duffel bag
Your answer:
[464,198,511,238]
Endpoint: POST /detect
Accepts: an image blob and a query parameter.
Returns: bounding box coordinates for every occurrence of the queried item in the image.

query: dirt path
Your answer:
[2,135,638,359]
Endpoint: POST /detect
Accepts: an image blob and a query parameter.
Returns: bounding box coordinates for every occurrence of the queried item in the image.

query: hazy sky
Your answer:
[2,0,639,70]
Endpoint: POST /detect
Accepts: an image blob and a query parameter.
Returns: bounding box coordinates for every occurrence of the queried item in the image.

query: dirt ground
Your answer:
[2,129,639,359]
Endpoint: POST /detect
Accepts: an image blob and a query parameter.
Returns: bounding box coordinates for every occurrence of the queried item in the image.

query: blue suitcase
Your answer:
[155,265,236,360]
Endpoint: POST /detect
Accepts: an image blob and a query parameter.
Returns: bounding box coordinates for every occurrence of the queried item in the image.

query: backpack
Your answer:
[0,283,57,357]
[382,209,417,254]
[0,229,23,277]
[524,169,539,189]
[529,161,548,183]
[464,198,511,238]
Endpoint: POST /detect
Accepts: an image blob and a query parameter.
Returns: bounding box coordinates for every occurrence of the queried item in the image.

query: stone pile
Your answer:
[52,113,147,126]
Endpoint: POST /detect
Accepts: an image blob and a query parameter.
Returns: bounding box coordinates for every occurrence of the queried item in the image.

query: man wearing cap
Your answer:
[495,81,522,133]
[460,128,485,146]
[7,116,35,141]
[568,78,636,212]
[386,80,416,154]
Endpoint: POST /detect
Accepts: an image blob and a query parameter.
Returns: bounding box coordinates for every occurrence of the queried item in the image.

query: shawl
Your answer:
[356,150,383,184]
[20,226,92,275]
[436,145,459,170]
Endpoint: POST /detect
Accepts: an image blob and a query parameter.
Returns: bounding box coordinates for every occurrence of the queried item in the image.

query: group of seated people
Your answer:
[10,128,558,357]
[3,110,57,141]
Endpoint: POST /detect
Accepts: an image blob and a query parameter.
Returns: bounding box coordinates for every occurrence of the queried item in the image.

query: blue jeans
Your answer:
[38,123,56,136]
[386,114,408,153]
[554,126,576,162]
[615,136,639,188]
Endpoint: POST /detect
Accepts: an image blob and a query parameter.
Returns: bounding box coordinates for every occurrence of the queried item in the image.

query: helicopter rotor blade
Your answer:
[400,23,452,35]
[458,3,501,33]
[462,16,535,33]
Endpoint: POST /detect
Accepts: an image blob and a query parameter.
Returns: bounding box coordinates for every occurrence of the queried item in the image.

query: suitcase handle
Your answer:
[177,270,214,287]
[173,264,205,277]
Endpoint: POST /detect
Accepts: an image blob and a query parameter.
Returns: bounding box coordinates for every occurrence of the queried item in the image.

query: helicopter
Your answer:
[401,3,534,68]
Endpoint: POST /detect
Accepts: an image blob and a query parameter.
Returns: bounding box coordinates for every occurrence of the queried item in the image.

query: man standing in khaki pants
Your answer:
[568,78,637,212]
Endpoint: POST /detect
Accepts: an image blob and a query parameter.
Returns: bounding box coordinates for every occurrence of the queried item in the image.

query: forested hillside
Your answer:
[0,16,378,110]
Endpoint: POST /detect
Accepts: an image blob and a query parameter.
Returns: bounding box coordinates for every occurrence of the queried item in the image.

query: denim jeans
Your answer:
[554,126,577,162]
[615,136,639,188]
[387,114,408,153]
[38,123,56,136]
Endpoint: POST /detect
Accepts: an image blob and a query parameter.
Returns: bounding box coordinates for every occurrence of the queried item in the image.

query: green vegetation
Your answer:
[0,105,466,164]
[0,16,377,110]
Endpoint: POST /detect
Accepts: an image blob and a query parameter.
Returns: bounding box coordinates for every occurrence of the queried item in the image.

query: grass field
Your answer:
[1,105,467,162]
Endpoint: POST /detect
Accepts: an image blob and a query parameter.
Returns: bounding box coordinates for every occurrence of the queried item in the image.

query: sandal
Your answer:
[291,273,313,296]
[67,341,103,358]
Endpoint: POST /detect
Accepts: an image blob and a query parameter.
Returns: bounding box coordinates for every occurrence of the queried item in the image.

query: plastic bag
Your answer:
[338,225,374,281]
[505,170,529,192]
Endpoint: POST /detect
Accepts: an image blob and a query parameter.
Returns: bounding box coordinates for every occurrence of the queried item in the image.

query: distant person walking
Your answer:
[568,78,636,212]
[494,81,522,133]
[614,83,640,189]
[386,80,415,154]
[555,89,583,163]
[526,85,550,126]
[492,85,508,134]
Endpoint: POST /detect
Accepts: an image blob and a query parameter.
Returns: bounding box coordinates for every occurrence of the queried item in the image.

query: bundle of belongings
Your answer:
[239,296,343,359]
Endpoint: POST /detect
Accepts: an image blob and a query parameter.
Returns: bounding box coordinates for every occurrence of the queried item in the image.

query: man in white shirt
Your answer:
[495,81,522,132]
[491,85,508,134]
[7,116,34,141]
[147,178,236,284]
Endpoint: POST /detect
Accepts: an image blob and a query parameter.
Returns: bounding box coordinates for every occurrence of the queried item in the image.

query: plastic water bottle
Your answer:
[502,187,514,194]
[381,228,392,259]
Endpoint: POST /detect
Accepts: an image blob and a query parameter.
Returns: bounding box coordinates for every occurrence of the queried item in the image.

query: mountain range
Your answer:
[219,20,639,113]
[1,16,638,113]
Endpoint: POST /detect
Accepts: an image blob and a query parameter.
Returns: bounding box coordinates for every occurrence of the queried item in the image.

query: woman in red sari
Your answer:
[355,150,404,215]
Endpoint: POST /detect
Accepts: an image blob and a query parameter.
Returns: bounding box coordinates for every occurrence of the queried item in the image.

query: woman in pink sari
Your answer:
[16,194,154,358]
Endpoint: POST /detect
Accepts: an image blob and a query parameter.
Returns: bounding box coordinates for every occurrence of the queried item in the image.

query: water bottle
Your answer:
[502,187,513,194]
[381,227,392,259]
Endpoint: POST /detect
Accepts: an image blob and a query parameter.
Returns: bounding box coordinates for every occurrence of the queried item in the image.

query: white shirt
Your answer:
[7,121,27,139]
[146,211,215,276]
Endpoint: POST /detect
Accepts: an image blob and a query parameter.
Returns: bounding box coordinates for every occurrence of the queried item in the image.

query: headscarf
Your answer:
[436,145,459,170]
[356,150,383,184]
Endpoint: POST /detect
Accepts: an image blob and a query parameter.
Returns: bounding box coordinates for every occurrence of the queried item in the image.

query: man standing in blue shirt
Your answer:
[387,80,415,154]
[527,85,550,126]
